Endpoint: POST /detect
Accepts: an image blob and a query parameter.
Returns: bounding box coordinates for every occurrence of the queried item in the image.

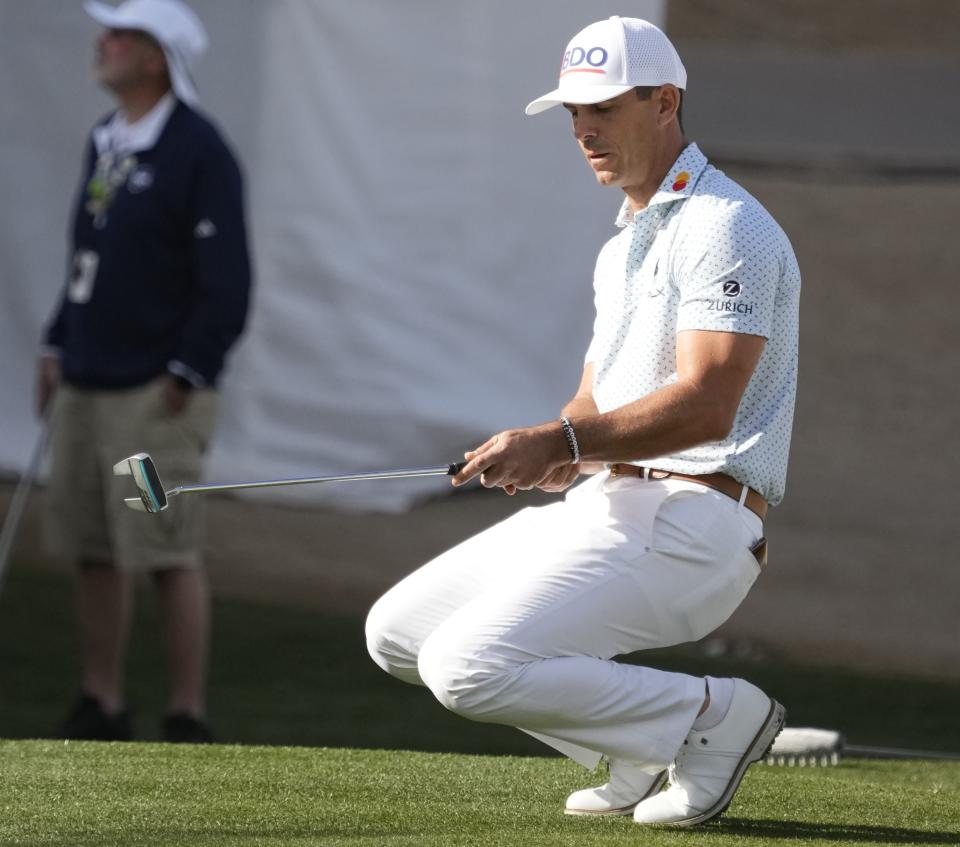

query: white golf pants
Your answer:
[366,470,764,770]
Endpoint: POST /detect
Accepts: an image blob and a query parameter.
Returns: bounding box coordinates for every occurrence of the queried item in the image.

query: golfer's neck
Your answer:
[623,134,688,214]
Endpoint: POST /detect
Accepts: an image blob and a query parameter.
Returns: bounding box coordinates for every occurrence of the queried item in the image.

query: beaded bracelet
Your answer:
[559,416,580,465]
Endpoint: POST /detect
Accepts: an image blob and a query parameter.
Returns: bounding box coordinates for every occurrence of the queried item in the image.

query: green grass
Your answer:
[1,741,958,846]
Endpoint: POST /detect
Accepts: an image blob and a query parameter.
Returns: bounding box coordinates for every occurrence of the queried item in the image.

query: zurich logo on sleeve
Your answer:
[560,45,609,77]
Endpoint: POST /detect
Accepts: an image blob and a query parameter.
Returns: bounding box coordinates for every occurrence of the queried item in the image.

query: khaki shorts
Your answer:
[46,380,219,571]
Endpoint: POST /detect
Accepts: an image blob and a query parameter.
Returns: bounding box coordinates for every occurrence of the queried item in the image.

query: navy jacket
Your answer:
[45,101,251,389]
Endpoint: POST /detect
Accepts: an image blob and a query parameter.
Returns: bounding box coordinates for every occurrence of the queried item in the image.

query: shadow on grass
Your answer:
[2,566,960,755]
[720,818,960,844]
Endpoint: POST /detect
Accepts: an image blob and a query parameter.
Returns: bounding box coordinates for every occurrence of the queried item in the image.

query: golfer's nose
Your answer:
[572,114,598,141]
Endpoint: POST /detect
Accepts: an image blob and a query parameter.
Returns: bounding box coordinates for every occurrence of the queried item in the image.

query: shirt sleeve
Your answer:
[583,237,619,364]
[172,136,252,385]
[673,200,783,339]
[583,307,605,365]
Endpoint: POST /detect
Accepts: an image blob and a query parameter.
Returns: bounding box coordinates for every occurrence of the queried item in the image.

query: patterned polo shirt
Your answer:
[584,143,801,505]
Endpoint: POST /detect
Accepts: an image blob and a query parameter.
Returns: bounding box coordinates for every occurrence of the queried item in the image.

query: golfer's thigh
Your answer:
[366,500,571,654]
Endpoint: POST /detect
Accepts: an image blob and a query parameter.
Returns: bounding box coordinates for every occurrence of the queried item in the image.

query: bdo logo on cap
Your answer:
[560,45,609,77]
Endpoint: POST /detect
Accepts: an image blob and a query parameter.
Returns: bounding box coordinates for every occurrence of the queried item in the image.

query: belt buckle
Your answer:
[609,464,623,477]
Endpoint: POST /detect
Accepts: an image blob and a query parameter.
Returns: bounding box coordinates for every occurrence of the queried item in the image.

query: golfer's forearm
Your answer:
[560,392,606,473]
[568,380,734,464]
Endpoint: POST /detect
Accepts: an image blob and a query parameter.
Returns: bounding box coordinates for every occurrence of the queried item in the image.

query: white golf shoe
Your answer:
[564,759,667,816]
[633,678,785,827]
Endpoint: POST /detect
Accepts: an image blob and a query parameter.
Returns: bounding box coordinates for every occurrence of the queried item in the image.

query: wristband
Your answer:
[559,416,580,465]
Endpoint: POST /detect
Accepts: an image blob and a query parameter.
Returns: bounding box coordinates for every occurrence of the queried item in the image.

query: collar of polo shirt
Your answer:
[616,143,709,228]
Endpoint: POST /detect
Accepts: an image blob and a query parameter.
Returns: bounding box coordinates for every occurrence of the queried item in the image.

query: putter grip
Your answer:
[447,462,466,475]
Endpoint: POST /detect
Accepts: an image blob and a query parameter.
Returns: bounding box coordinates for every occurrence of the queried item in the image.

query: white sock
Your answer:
[692,676,734,731]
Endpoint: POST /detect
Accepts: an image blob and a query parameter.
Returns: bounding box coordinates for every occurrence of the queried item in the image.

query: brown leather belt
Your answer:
[608,463,768,521]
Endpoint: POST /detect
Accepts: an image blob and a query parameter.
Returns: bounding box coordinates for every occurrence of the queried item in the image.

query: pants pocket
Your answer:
[651,491,760,643]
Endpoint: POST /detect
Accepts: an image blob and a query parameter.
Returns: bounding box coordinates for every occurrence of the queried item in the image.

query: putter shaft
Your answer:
[168,464,463,498]
[115,453,465,513]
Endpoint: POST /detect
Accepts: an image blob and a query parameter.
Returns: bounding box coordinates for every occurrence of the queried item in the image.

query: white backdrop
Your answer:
[0,0,664,510]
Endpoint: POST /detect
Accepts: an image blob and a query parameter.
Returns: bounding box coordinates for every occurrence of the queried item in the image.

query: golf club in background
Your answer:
[0,405,54,598]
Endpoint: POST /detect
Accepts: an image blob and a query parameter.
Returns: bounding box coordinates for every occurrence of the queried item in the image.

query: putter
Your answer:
[113,453,466,513]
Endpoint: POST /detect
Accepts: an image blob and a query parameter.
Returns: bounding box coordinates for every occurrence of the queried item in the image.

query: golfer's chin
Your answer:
[590,165,622,187]
[589,156,620,186]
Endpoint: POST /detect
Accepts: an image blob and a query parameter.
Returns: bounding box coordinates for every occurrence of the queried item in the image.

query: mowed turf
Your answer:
[1,741,959,846]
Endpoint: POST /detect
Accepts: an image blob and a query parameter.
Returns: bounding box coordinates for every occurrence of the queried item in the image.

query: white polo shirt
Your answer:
[585,143,800,506]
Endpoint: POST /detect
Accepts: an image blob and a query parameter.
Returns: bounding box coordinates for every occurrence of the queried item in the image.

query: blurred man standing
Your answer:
[38,0,251,742]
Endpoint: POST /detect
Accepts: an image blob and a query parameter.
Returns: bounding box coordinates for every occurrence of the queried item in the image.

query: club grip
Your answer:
[446,462,466,475]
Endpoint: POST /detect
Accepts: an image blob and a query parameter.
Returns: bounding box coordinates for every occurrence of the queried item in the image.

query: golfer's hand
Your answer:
[452,421,571,495]
[536,462,582,493]
[36,355,61,417]
[160,374,193,415]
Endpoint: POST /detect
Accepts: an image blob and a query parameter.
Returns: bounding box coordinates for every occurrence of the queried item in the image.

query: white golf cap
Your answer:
[85,0,208,105]
[525,16,686,116]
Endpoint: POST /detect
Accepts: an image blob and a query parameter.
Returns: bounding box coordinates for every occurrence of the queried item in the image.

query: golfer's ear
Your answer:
[656,85,681,126]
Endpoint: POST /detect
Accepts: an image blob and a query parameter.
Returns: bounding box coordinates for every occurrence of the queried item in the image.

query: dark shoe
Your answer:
[162,712,213,743]
[55,693,133,741]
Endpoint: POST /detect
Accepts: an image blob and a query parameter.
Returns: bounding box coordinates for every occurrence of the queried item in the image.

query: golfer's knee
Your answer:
[417,632,506,720]
[364,597,423,685]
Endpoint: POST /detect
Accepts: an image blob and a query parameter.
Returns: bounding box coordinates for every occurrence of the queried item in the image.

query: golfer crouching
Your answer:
[367,15,800,826]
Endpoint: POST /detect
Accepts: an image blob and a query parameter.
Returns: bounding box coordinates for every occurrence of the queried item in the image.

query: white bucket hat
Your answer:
[85,0,208,105]
[526,16,686,116]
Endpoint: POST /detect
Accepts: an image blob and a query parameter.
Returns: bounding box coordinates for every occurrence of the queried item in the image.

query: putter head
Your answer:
[113,452,168,513]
